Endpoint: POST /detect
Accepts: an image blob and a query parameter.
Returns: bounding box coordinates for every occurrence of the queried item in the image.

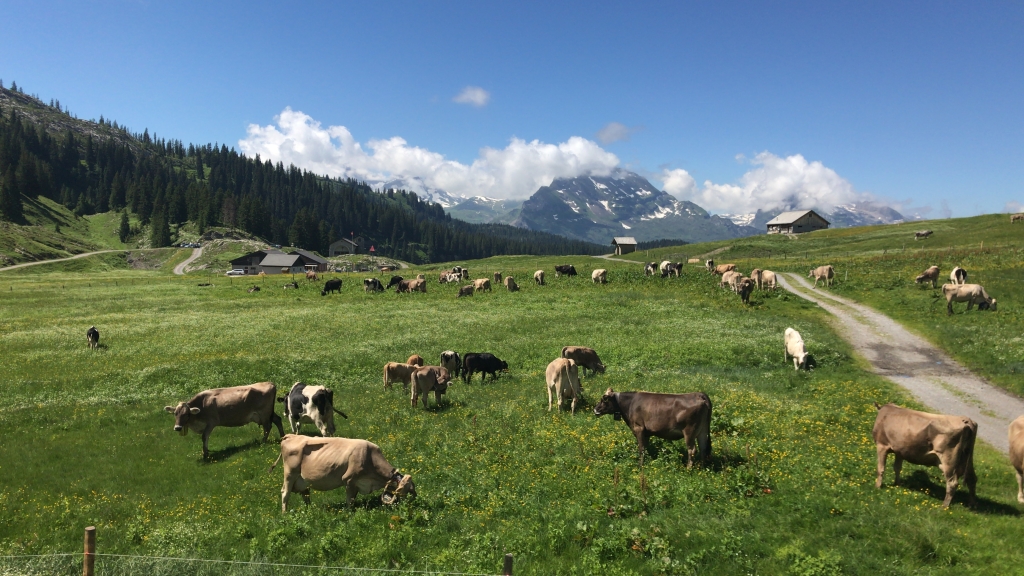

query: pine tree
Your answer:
[118,211,130,243]
[195,150,205,180]
[0,170,24,223]
[149,209,171,247]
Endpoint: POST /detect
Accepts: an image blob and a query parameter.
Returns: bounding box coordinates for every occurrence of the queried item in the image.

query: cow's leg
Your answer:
[892,455,903,486]
[202,425,213,459]
[941,469,959,509]
[271,412,285,438]
[434,390,442,406]
[570,393,577,415]
[548,385,554,411]
[346,484,359,509]
[875,445,889,488]
[634,428,649,466]
[289,416,301,434]
[281,478,292,513]
[964,458,978,506]
[947,300,954,315]
[411,385,418,408]
[684,431,697,469]
[301,489,311,506]
[1016,468,1024,504]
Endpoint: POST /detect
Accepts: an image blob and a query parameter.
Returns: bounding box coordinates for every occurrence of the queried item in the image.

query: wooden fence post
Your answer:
[503,553,513,575]
[83,526,96,576]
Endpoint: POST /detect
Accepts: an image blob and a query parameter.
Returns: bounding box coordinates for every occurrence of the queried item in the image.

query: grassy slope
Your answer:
[0,257,1022,575]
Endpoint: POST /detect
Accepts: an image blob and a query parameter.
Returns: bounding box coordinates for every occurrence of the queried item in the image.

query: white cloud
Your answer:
[238,107,620,199]
[660,168,696,197]
[1004,201,1024,213]
[453,86,490,107]
[596,122,636,144]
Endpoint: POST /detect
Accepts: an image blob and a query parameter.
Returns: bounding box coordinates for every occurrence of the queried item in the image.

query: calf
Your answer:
[411,366,451,409]
[914,266,940,288]
[872,403,977,508]
[738,277,755,304]
[546,358,582,414]
[407,354,425,367]
[462,352,508,383]
[554,264,577,277]
[705,259,714,272]
[784,328,807,370]
[534,270,545,285]
[561,346,606,376]
[165,382,284,459]
[504,276,519,292]
[914,230,933,240]
[86,326,100,349]
[385,276,404,289]
[383,362,420,391]
[279,382,347,436]
[809,265,835,288]
[457,284,475,298]
[942,283,996,315]
[440,350,461,378]
[644,262,657,276]
[950,266,967,285]
[1010,416,1024,503]
[493,271,502,284]
[473,278,492,292]
[594,387,712,468]
[321,278,342,296]
[592,269,607,284]
[363,278,384,292]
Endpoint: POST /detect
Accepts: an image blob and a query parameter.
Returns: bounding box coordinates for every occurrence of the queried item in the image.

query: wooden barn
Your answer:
[611,236,638,255]
[765,210,830,234]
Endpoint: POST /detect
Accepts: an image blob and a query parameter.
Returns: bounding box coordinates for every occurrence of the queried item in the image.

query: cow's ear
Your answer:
[189,407,201,415]
[164,406,175,413]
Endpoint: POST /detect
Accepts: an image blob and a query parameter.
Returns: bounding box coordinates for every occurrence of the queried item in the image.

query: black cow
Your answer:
[321,278,342,296]
[279,382,348,437]
[364,278,384,292]
[86,326,100,349]
[462,352,509,383]
[594,387,712,468]
[554,265,577,277]
[386,276,404,289]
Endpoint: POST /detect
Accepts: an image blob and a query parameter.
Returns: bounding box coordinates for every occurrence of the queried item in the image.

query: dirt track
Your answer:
[779,272,1023,454]
[173,247,203,275]
[0,249,125,273]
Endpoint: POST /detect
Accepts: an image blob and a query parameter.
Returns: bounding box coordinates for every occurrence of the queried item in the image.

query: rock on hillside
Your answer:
[0,87,143,153]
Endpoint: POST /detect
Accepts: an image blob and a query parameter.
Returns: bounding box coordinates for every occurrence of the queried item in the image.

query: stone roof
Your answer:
[612,236,637,245]
[765,210,829,226]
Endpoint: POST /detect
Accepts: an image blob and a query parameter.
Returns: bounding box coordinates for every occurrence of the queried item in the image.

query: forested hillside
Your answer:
[0,84,603,263]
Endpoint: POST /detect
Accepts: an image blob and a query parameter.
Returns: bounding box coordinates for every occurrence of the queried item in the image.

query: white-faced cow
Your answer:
[440,350,461,378]
[705,259,715,272]
[915,266,940,289]
[592,269,608,284]
[86,326,100,349]
[546,358,582,414]
[554,264,577,277]
[942,283,996,315]
[561,346,606,376]
[784,328,808,370]
[271,435,416,511]
[363,278,384,292]
[594,387,712,468]
[279,382,347,436]
[809,265,835,288]
[411,366,451,409]
[872,403,977,508]
[165,382,284,459]
[644,262,657,276]
[950,266,968,285]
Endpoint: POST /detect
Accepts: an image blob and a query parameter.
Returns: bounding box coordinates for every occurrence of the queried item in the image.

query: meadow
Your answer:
[1,253,1023,575]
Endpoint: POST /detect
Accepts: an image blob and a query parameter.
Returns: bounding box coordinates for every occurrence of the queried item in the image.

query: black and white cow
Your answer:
[279,382,348,437]
[86,326,100,349]
[364,278,384,292]
[440,350,461,378]
[554,264,577,277]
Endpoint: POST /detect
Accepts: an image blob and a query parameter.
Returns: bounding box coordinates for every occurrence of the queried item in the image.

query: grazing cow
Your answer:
[593,387,712,468]
[738,277,755,304]
[283,281,299,289]
[473,278,492,292]
[451,265,464,275]
[592,269,608,284]
[306,270,319,282]
[554,264,577,277]
[872,403,977,508]
[713,263,736,276]
[363,278,384,292]
[942,283,997,315]
[279,382,347,436]
[86,326,100,349]
[407,279,427,293]
[705,259,714,272]
[546,358,582,414]
[644,262,657,276]
[321,278,342,296]
[534,270,545,285]
[915,266,941,288]
[659,261,672,277]
[385,276,404,289]
[504,276,519,292]
[460,268,470,280]
[914,230,933,240]
[462,352,509,383]
[411,366,451,409]
[809,265,835,288]
[950,266,968,285]
[165,382,284,459]
[383,362,420,391]
[407,355,424,367]
[440,351,461,378]
[272,435,416,511]
[561,346,606,376]
[248,285,261,293]
[457,285,475,298]
[663,262,683,278]
[720,270,742,290]
[749,268,762,287]
[1010,416,1024,503]
[759,270,777,291]
[493,271,503,284]
[1012,213,1024,223]
[784,328,808,370]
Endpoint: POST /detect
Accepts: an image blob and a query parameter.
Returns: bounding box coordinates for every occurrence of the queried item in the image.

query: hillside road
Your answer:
[778,272,1024,454]
[0,249,124,273]
[173,247,203,275]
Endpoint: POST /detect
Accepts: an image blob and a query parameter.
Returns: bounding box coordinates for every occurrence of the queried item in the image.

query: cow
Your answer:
[809,265,835,288]
[86,326,100,349]
[283,281,299,289]
[713,263,736,276]
[363,278,384,292]
[473,278,492,292]
[504,276,519,292]
[1011,416,1024,503]
[738,277,755,304]
[784,328,808,370]
[561,346,606,376]
[411,366,451,409]
[279,382,347,436]
[554,264,577,277]
[460,268,470,280]
[872,403,977,508]
[321,278,342,296]
[407,355,424,367]
[306,270,319,282]
[451,265,464,275]
[272,435,416,511]
[644,262,657,276]
[705,259,714,272]
[534,270,545,285]
[383,362,420,391]
[440,350,461,378]
[1013,213,1024,223]
[165,382,284,459]
[659,261,681,278]
[457,285,475,298]
[749,269,762,287]
[593,387,712,468]
[248,285,261,293]
[385,276,404,290]
[914,230,933,240]
[914,266,941,288]
[942,283,996,315]
[462,352,508,383]
[720,270,742,291]
[493,272,502,284]
[950,266,968,285]
[546,358,582,414]
[592,269,607,284]
[759,270,777,291]
[407,279,427,293]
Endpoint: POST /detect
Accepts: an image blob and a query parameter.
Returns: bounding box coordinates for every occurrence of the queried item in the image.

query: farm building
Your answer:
[329,237,362,256]
[611,236,637,255]
[258,252,307,275]
[765,210,830,234]
[229,249,282,275]
[291,249,329,272]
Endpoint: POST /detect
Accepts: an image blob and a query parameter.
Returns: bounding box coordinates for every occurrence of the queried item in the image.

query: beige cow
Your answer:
[915,265,941,288]
[546,358,582,414]
[1012,213,1024,223]
[942,283,996,315]
[383,362,420,391]
[809,265,835,288]
[712,263,737,276]
[407,279,427,293]
[872,403,977,508]
[457,285,475,298]
[592,269,607,284]
[784,328,807,370]
[720,270,742,290]
[504,276,519,292]
[759,270,777,291]
[1010,416,1024,503]
[493,271,502,284]
[473,278,492,292]
[534,270,545,285]
[271,435,416,511]
[411,366,451,409]
[415,274,425,281]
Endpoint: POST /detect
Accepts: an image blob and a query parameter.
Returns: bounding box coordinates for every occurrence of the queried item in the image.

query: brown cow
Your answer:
[473,278,492,292]
[712,263,736,276]
[1010,416,1024,503]
[942,283,996,315]
[406,355,425,367]
[305,270,319,282]
[546,358,582,414]
[809,265,835,288]
[561,346,606,376]
[406,279,427,293]
[504,276,519,292]
[165,382,284,459]
[915,265,941,288]
[594,388,712,468]
[493,271,502,284]
[872,403,977,508]
[411,366,451,409]
[457,285,475,298]
[738,277,755,304]
[383,362,420,391]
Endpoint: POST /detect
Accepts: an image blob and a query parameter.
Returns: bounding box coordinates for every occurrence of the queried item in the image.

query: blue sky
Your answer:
[3,1,1022,216]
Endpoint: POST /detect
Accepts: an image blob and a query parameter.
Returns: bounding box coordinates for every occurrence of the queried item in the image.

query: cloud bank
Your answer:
[453,86,490,107]
[596,122,640,144]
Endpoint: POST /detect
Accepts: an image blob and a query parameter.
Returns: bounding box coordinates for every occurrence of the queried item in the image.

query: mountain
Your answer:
[510,170,758,244]
[728,202,911,231]
[446,197,523,224]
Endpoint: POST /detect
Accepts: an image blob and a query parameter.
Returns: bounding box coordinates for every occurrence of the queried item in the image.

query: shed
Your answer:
[229,249,283,275]
[290,249,329,272]
[258,253,306,274]
[329,237,361,256]
[611,236,638,255]
[765,210,830,234]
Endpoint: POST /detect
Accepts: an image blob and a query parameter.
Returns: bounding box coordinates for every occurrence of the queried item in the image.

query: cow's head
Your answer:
[594,362,607,374]
[164,402,201,435]
[382,472,417,504]
[499,361,509,372]
[981,298,997,311]
[436,367,452,386]
[593,388,619,418]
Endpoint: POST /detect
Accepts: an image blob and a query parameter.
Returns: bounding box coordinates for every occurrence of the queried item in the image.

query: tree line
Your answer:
[0,85,604,262]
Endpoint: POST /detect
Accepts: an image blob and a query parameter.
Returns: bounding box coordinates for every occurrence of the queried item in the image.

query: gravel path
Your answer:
[0,249,125,273]
[173,247,203,275]
[778,272,1023,453]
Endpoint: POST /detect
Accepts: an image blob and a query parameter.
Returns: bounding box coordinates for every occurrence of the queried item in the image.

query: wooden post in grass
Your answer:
[503,553,513,575]
[83,526,96,576]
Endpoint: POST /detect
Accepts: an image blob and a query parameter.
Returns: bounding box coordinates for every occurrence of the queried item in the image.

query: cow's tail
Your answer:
[268,453,282,474]
[955,419,979,484]
[699,393,713,464]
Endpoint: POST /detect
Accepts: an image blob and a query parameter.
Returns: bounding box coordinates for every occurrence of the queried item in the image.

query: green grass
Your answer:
[1,256,1023,575]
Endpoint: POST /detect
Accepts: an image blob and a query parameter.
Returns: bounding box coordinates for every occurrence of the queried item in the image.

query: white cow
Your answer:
[592,269,607,284]
[784,328,808,370]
